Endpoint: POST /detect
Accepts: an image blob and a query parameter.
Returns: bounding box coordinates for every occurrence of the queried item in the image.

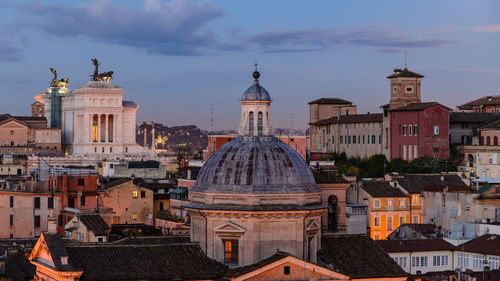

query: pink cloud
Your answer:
[473,25,500,33]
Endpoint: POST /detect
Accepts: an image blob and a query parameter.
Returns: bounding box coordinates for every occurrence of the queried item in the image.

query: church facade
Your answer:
[187,69,326,267]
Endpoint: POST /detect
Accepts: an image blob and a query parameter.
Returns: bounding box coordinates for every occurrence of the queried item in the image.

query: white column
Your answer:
[113,114,117,143]
[105,114,109,143]
[89,114,93,143]
[116,113,122,144]
[98,114,101,143]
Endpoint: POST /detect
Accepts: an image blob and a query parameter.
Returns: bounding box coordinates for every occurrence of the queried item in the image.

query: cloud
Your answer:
[243,27,465,53]
[0,39,22,61]
[4,1,466,56]
[418,65,500,75]
[473,25,500,33]
[20,0,224,56]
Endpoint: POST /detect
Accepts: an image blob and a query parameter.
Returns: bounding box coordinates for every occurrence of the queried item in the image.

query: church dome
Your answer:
[241,84,271,101]
[241,71,271,101]
[193,136,319,194]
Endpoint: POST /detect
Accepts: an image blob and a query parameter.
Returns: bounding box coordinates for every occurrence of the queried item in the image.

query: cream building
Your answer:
[35,66,153,158]
[187,70,326,267]
[310,113,384,158]
[0,190,63,238]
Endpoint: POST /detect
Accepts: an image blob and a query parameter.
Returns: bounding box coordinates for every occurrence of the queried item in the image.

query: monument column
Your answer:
[89,114,93,143]
[98,114,101,143]
[105,114,109,143]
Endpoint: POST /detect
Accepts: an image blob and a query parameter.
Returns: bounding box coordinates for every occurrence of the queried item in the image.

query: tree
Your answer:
[389,158,409,174]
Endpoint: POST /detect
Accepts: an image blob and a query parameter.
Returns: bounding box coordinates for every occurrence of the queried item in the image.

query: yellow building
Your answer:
[387,174,468,225]
[100,178,154,225]
[347,180,410,240]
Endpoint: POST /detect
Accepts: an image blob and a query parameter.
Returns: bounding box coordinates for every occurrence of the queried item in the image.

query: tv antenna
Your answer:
[210,103,214,133]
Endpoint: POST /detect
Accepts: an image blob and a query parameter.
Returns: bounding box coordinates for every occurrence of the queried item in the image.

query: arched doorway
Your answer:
[328,195,338,231]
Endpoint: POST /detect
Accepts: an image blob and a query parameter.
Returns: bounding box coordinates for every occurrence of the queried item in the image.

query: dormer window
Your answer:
[60,256,69,265]
[393,87,397,94]
[406,86,413,93]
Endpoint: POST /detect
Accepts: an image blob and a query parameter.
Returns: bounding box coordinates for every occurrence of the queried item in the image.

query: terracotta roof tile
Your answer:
[387,68,424,79]
[310,113,383,125]
[389,102,450,112]
[396,174,468,193]
[111,235,190,245]
[5,251,35,281]
[376,239,456,253]
[449,112,499,123]
[458,95,500,110]
[66,243,226,280]
[459,234,500,256]
[225,251,289,278]
[361,180,408,197]
[318,235,407,278]
[78,214,109,236]
[308,98,353,105]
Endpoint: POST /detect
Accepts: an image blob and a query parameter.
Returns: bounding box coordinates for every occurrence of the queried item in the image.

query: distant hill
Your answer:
[136,123,207,152]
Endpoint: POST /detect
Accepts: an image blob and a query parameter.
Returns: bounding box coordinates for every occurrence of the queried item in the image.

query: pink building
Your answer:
[0,170,99,238]
[389,102,450,160]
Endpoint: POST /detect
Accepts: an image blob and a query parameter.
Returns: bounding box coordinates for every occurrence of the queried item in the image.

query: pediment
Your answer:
[28,233,56,268]
[306,219,320,231]
[0,119,28,128]
[214,221,246,234]
[232,255,350,281]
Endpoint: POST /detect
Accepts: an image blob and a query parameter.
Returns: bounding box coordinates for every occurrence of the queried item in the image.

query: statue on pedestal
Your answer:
[91,58,114,82]
[50,67,69,88]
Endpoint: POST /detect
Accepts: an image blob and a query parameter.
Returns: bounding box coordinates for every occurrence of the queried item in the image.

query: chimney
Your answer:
[60,256,69,265]
[393,68,403,74]
[47,210,58,234]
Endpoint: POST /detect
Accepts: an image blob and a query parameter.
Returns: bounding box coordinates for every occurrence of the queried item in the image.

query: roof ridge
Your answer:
[68,242,199,248]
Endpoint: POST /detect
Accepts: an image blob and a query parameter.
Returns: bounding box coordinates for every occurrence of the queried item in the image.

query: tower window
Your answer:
[257,112,263,136]
[406,86,413,93]
[223,239,239,264]
[248,111,254,135]
[393,87,397,94]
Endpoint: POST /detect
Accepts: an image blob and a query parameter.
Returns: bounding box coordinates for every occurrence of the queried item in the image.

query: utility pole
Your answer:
[210,104,214,133]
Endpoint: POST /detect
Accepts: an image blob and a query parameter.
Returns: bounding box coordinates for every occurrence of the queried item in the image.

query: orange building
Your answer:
[0,170,99,238]
[347,180,410,240]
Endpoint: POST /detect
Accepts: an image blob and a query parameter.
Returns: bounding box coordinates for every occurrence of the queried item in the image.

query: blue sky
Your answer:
[0,0,499,131]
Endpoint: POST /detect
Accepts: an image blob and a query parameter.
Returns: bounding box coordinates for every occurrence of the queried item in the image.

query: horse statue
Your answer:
[50,67,69,88]
[91,58,113,81]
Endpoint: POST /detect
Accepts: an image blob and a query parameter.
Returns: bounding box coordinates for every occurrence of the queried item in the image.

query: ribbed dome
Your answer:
[241,83,271,101]
[193,136,319,194]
